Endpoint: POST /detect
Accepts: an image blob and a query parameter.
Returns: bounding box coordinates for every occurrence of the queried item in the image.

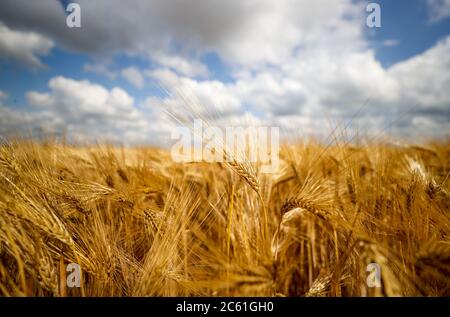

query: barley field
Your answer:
[0,138,449,296]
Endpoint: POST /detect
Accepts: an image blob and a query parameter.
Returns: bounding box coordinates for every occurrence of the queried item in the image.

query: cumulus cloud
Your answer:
[389,36,450,111]
[382,39,399,47]
[0,91,56,137]
[0,24,54,68]
[147,34,450,140]
[147,68,243,118]
[84,63,117,79]
[0,0,364,66]
[121,67,145,89]
[152,52,209,77]
[428,0,450,22]
[0,76,173,144]
[0,105,46,137]
[0,90,7,100]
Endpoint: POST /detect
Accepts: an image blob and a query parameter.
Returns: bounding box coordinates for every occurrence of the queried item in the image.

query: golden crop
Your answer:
[0,139,449,296]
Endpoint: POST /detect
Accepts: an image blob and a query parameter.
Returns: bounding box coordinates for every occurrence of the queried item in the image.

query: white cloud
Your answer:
[1,76,173,145]
[0,90,58,137]
[26,76,136,117]
[389,36,450,111]
[152,52,209,77]
[147,68,242,118]
[121,67,145,89]
[0,105,42,136]
[0,23,54,68]
[0,90,8,100]
[147,34,450,140]
[84,63,117,79]
[382,39,399,47]
[0,0,364,67]
[428,0,450,22]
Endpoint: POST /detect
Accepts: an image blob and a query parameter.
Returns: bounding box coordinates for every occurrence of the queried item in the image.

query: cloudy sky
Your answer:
[0,0,449,145]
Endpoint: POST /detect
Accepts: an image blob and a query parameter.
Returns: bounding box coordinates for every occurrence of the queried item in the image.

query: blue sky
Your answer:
[0,0,449,144]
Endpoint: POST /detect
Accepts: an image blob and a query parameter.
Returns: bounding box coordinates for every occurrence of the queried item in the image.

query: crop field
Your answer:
[0,139,449,296]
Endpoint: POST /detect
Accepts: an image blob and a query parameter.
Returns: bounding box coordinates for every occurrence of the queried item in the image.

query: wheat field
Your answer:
[0,138,449,297]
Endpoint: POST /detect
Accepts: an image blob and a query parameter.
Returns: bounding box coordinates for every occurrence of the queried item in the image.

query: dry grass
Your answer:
[0,138,449,296]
